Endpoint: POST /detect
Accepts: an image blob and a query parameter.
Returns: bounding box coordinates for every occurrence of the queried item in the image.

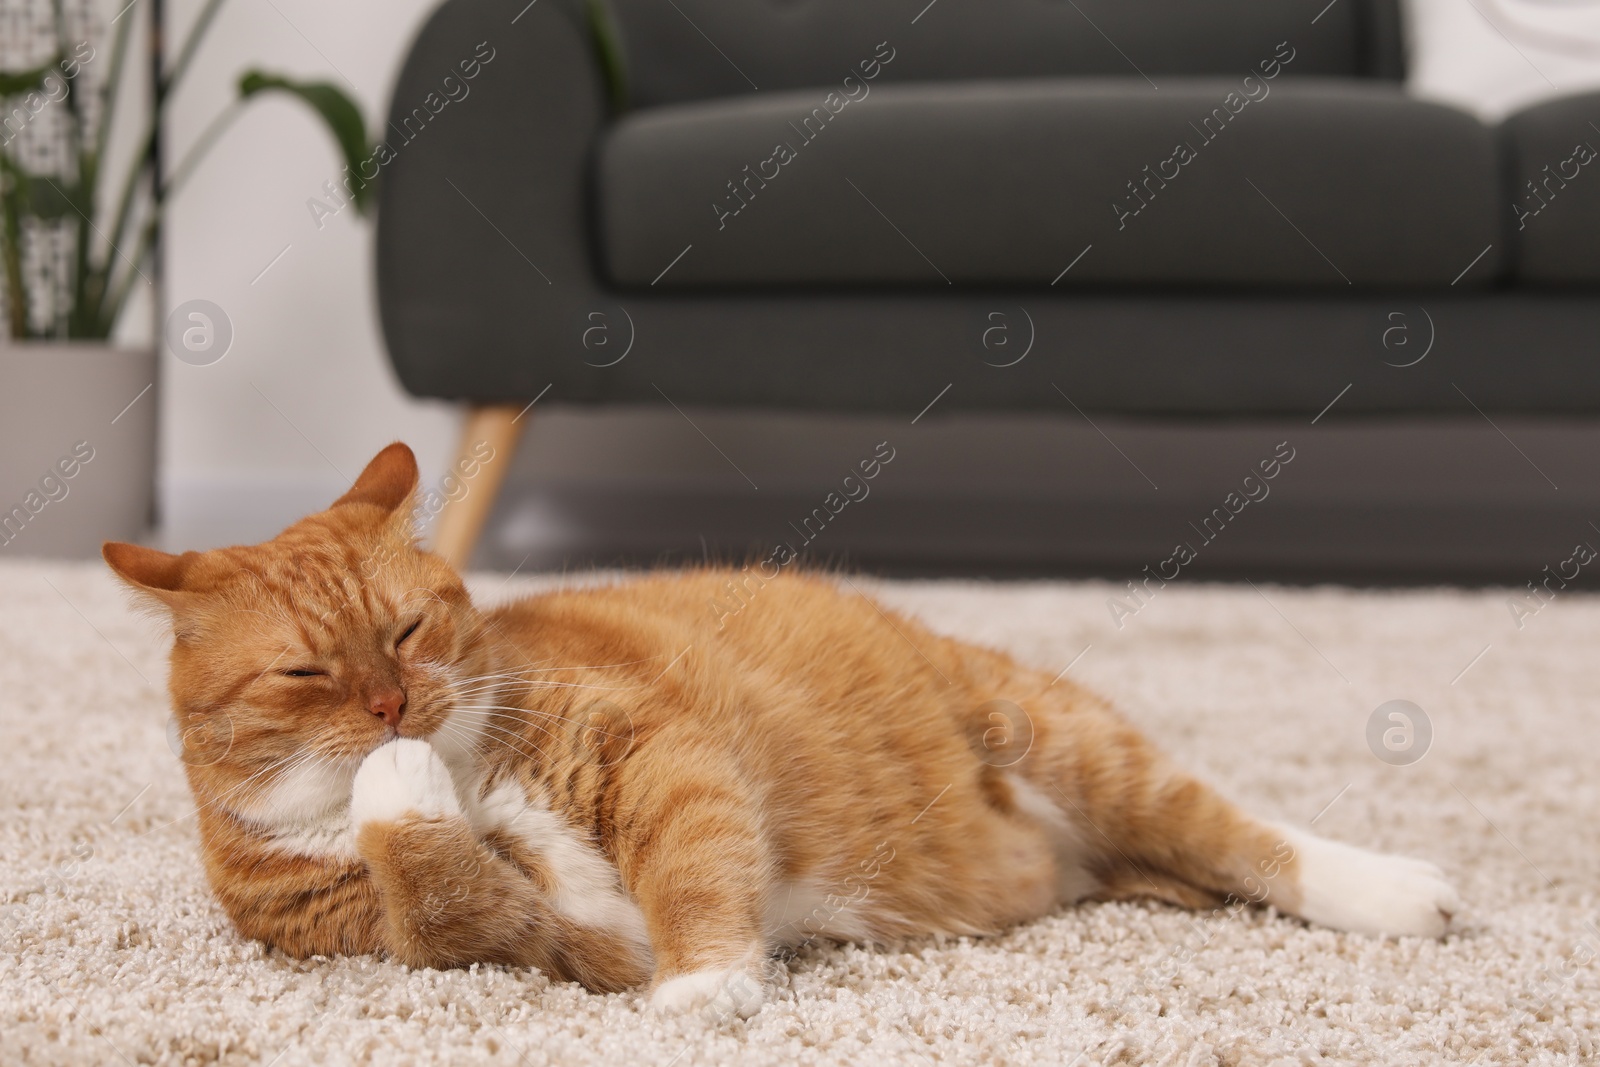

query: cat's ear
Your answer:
[102,542,204,611]
[332,442,418,515]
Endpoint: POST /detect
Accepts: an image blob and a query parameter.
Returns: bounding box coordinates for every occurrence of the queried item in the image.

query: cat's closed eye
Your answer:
[281,668,324,678]
[395,619,422,648]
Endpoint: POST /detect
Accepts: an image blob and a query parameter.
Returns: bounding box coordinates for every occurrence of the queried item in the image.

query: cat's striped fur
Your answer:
[104,444,1458,1016]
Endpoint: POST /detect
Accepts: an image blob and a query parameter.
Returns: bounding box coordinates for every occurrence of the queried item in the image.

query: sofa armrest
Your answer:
[377,0,613,402]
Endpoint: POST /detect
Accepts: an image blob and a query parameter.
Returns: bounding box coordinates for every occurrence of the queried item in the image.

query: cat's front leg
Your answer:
[615,751,775,1019]
[352,739,552,969]
[351,736,464,826]
[649,945,771,1020]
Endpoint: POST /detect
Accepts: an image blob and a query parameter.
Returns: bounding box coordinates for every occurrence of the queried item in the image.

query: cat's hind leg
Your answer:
[1263,826,1460,938]
[1020,699,1459,938]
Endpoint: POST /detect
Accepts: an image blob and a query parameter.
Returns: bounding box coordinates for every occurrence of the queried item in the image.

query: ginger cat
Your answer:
[104,443,1458,1017]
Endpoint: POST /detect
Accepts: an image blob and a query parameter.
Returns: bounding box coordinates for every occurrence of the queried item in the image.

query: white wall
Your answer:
[1406,0,1600,120]
[159,0,458,550]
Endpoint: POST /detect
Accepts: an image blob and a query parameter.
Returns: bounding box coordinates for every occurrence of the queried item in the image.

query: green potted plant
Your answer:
[0,0,370,557]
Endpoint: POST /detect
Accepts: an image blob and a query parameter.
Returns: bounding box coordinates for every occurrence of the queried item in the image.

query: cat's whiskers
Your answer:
[441,652,663,710]
[447,677,519,696]
[132,747,311,840]
[257,758,342,823]
[453,701,622,736]
[431,717,601,783]
[445,657,659,696]
[452,703,635,755]
[218,731,373,821]
[428,723,541,789]
[458,678,644,695]
[448,707,568,750]
[195,750,311,813]
[458,656,656,677]
[451,677,604,697]
[225,749,337,822]
[432,717,547,766]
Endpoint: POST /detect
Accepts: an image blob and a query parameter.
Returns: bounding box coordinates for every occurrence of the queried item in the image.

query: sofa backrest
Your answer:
[607,0,1405,109]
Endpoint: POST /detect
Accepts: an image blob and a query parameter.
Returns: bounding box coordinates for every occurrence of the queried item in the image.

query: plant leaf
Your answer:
[0,64,52,97]
[25,175,76,220]
[238,71,373,213]
[585,0,630,114]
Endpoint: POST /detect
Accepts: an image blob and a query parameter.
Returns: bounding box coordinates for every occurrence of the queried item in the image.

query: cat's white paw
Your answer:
[1281,828,1459,938]
[650,962,767,1020]
[351,738,461,827]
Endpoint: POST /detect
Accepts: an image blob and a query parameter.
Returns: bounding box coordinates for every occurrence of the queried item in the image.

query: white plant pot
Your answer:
[0,342,157,558]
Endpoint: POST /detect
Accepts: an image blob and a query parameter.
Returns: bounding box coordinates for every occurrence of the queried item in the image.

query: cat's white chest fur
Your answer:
[259,738,651,958]
[466,779,651,951]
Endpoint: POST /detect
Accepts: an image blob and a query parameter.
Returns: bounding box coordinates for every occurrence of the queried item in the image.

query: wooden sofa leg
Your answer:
[430,404,527,571]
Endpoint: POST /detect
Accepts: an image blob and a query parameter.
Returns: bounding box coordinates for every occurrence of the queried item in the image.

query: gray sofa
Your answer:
[373,0,1600,568]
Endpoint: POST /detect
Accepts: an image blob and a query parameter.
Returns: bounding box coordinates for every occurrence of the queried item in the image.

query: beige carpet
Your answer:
[2,559,1596,1066]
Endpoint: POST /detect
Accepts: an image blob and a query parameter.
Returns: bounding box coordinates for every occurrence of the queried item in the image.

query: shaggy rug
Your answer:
[1,559,1595,1066]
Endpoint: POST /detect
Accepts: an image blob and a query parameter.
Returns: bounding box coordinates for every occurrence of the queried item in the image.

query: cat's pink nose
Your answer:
[368,686,407,727]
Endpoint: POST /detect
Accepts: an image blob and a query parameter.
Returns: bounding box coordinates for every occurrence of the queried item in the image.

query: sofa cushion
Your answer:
[598,79,1501,289]
[1503,92,1600,284]
[608,0,1403,108]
